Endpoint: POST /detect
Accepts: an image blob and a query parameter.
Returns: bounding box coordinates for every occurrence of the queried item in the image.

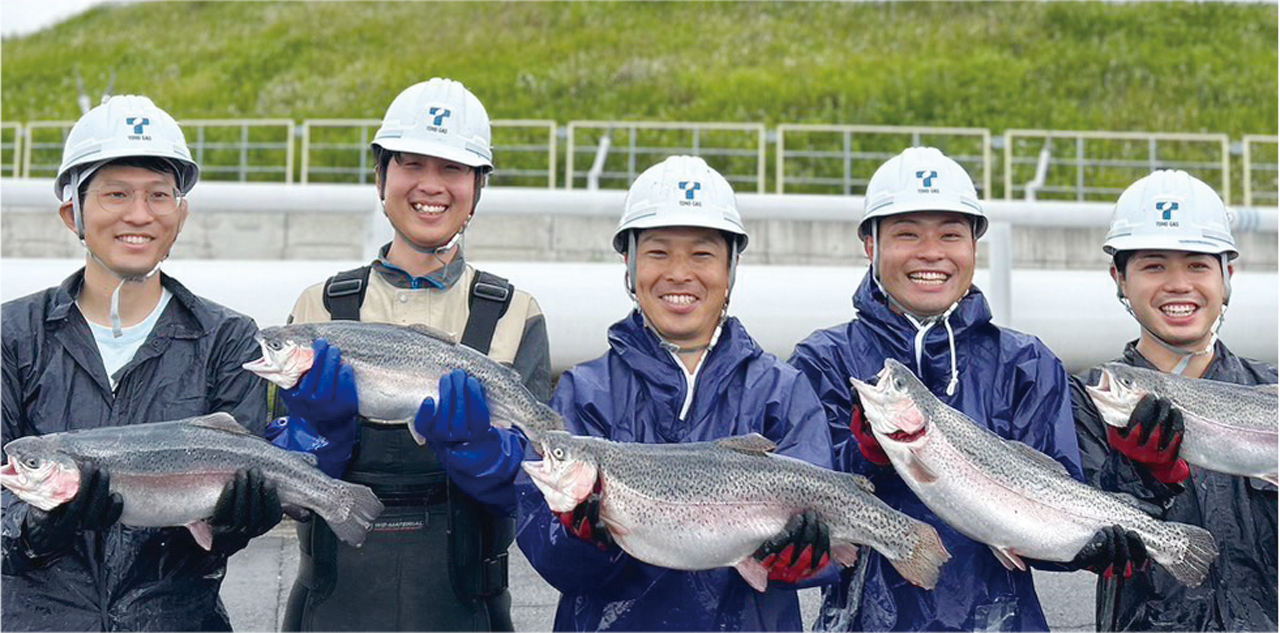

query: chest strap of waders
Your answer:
[322,265,372,322]
[447,269,516,602]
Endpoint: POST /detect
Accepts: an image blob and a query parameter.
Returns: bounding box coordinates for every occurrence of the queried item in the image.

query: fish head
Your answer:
[521,431,600,513]
[850,359,931,448]
[0,437,81,511]
[241,326,316,389]
[1084,363,1150,428]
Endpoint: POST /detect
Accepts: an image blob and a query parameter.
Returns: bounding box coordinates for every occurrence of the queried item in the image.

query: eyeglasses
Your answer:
[86,187,185,216]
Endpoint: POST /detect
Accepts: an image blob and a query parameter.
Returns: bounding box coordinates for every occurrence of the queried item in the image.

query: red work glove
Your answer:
[850,403,890,467]
[556,478,614,550]
[753,510,832,583]
[1107,395,1190,484]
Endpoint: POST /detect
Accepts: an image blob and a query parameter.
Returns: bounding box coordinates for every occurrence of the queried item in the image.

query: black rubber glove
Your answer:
[753,510,833,583]
[1071,524,1150,579]
[22,462,123,559]
[210,468,283,551]
[557,480,614,550]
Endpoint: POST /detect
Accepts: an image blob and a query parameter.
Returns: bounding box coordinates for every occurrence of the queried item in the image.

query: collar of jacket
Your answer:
[851,267,992,376]
[46,268,214,338]
[372,242,467,290]
[607,309,762,398]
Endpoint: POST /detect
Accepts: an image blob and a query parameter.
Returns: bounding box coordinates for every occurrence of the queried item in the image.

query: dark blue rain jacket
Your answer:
[1,270,267,631]
[789,272,1083,632]
[516,311,835,631]
[1073,341,1277,632]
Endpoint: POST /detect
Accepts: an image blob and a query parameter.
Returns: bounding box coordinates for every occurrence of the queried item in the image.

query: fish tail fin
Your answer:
[886,520,951,590]
[1157,523,1218,588]
[319,482,385,547]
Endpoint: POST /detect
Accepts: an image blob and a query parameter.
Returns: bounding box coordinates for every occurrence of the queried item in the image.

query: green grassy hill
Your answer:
[2,1,1276,136]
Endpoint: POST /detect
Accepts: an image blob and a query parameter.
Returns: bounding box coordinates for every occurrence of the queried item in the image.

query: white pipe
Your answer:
[3,259,1274,375]
[1025,145,1053,203]
[3,179,1277,232]
[586,135,612,191]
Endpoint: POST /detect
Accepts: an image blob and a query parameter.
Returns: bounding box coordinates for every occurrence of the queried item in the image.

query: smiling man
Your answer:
[1,95,272,631]
[516,155,836,632]
[788,147,1127,632]
[1071,170,1277,632]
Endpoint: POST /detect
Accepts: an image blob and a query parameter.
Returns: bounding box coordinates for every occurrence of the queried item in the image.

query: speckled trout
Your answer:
[243,322,564,445]
[0,414,384,548]
[1086,362,1278,485]
[523,430,950,592]
[856,358,1218,587]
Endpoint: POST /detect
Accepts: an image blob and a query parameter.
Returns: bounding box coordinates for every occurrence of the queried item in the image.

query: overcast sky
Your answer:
[0,0,144,39]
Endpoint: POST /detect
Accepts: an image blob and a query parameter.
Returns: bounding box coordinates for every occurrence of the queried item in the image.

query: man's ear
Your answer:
[59,201,77,233]
[863,235,875,260]
[174,198,190,233]
[1110,263,1126,296]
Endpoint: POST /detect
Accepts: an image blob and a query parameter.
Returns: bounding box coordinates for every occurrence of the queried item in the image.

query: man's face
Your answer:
[865,211,976,317]
[1115,250,1228,349]
[631,226,731,349]
[61,165,187,277]
[380,152,477,250]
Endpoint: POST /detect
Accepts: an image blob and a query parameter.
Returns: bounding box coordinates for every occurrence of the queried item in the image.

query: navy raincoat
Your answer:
[2,270,267,631]
[1073,341,1277,632]
[516,311,834,631]
[789,273,1083,632]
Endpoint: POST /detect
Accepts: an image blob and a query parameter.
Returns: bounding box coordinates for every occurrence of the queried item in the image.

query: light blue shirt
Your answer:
[83,289,173,388]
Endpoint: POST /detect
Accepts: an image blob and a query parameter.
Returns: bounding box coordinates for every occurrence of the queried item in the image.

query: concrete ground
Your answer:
[223,522,1097,632]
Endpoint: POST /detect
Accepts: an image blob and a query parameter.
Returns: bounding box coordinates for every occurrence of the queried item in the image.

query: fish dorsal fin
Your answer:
[297,451,319,467]
[715,433,777,455]
[405,323,457,344]
[1108,492,1163,518]
[1008,440,1070,478]
[852,474,875,494]
[189,412,252,436]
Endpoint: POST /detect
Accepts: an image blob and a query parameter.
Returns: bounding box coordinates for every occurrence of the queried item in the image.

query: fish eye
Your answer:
[552,448,564,460]
[267,340,284,351]
[894,377,906,390]
[23,457,40,469]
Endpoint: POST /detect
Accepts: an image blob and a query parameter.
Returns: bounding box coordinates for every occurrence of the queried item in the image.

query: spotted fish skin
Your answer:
[857,358,1219,588]
[244,322,564,444]
[524,430,950,592]
[1086,362,1278,484]
[0,414,384,547]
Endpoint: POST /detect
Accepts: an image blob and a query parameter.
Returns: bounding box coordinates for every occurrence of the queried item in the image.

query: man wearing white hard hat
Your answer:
[516,155,836,631]
[272,78,550,631]
[1071,170,1277,631]
[1,96,275,630]
[789,147,1142,631]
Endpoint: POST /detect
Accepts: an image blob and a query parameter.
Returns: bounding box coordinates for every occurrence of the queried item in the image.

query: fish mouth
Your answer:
[887,427,927,443]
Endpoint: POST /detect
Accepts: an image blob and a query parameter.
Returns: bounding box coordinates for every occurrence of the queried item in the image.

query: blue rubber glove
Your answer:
[414,369,526,510]
[275,339,360,478]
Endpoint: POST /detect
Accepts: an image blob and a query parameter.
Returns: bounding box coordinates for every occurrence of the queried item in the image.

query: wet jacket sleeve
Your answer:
[208,315,268,435]
[516,367,634,595]
[1070,373,1181,512]
[1008,347,1084,482]
[2,330,38,574]
[788,334,875,478]
[512,312,552,403]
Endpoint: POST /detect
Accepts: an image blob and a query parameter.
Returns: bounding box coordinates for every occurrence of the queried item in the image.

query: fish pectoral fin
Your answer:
[1256,473,1279,487]
[906,454,937,484]
[733,557,770,593]
[406,420,427,446]
[988,545,1027,572]
[187,522,214,551]
[832,543,861,567]
[715,433,777,455]
[851,474,875,494]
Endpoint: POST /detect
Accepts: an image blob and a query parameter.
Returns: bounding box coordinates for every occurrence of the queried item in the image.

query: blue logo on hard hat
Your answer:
[1156,201,1179,221]
[679,181,701,200]
[916,170,938,188]
[126,117,150,135]
[429,107,451,127]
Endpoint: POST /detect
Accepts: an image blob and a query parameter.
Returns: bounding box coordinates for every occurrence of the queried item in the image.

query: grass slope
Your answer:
[2,1,1276,137]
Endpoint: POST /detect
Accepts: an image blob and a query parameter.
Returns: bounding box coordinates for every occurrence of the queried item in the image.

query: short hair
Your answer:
[78,156,182,204]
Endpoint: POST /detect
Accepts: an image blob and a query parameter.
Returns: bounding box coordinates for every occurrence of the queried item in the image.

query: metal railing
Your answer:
[1,122,22,178]
[299,119,557,188]
[564,121,767,192]
[21,119,296,183]
[1242,135,1279,207]
[1004,130,1232,203]
[776,124,993,198]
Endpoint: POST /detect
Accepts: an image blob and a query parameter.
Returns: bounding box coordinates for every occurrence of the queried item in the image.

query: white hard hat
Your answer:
[1103,169,1237,259]
[612,155,748,254]
[54,95,199,201]
[860,146,986,239]
[372,78,493,170]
